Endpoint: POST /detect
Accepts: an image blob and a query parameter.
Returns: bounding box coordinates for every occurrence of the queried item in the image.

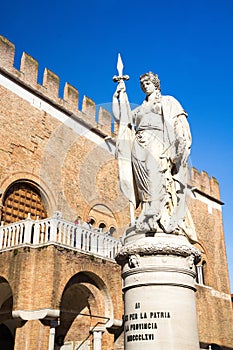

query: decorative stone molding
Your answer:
[116,233,201,265]
[12,308,60,320]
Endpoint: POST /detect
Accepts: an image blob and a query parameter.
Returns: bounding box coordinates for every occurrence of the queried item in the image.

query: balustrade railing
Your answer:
[0,215,122,260]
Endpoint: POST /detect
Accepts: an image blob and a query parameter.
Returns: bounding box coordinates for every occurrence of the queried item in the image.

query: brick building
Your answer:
[0,35,232,349]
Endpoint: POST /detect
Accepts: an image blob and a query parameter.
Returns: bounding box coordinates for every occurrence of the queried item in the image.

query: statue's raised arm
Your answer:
[112,55,138,211]
[112,64,196,241]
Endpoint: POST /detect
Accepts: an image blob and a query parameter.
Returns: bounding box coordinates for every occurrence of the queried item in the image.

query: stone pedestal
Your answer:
[116,231,201,350]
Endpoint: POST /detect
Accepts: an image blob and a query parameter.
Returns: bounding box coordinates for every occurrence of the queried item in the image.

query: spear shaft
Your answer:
[113,54,135,224]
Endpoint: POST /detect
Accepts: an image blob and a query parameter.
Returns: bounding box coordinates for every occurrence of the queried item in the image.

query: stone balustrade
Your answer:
[0,215,122,260]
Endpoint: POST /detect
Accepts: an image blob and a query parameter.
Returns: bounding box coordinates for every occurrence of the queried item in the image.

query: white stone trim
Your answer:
[195,284,231,301]
[191,190,222,214]
[210,288,231,301]
[12,308,60,320]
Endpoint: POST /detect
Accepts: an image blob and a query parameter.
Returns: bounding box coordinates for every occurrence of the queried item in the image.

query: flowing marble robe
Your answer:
[115,91,194,236]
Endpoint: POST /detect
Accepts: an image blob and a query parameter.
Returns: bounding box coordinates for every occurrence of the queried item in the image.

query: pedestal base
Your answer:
[116,232,201,350]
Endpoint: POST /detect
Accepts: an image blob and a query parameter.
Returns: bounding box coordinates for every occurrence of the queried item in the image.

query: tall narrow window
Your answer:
[2,181,47,224]
[195,261,206,285]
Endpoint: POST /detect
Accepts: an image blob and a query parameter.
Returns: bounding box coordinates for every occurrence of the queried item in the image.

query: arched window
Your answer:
[89,218,95,226]
[99,222,106,232]
[109,227,116,236]
[88,204,117,232]
[2,181,47,224]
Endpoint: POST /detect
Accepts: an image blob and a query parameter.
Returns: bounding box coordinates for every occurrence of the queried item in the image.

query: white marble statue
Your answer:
[112,61,195,239]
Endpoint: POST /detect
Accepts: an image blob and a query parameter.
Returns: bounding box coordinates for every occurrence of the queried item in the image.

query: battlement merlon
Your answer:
[98,107,112,135]
[191,168,222,204]
[0,34,114,134]
[0,35,15,69]
[20,52,38,85]
[64,82,79,113]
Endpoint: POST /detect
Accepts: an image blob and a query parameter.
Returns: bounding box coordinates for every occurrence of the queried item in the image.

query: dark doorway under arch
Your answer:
[0,324,14,350]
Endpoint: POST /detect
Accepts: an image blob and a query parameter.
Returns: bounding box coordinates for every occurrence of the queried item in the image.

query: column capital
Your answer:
[90,326,106,334]
[12,308,60,320]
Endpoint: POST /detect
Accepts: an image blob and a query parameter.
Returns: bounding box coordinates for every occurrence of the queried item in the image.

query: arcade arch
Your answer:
[0,278,14,350]
[55,271,114,349]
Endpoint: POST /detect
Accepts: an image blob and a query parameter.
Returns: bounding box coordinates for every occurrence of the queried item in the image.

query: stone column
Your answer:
[48,320,59,350]
[116,232,201,350]
[91,327,105,350]
[48,326,56,350]
[12,309,60,350]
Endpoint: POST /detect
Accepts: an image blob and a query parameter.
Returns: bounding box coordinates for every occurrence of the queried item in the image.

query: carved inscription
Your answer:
[124,302,171,342]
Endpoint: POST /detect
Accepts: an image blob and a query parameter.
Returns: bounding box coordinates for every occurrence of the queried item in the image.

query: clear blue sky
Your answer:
[1,0,233,290]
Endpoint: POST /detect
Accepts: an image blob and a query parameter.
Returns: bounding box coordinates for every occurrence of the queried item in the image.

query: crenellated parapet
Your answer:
[191,167,221,202]
[0,35,113,135]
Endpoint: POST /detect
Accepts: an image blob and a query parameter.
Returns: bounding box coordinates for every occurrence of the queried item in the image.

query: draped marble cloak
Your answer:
[115,92,192,234]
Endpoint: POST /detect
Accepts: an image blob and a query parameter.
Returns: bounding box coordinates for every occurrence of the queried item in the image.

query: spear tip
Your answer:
[117,53,124,77]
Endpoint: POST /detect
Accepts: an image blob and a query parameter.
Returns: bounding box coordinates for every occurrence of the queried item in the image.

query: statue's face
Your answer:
[140,78,156,96]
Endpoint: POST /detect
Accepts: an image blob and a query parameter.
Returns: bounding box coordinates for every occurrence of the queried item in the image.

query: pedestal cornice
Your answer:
[116,233,201,265]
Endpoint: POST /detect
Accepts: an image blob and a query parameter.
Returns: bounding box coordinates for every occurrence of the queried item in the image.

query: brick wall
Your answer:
[0,245,123,349]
